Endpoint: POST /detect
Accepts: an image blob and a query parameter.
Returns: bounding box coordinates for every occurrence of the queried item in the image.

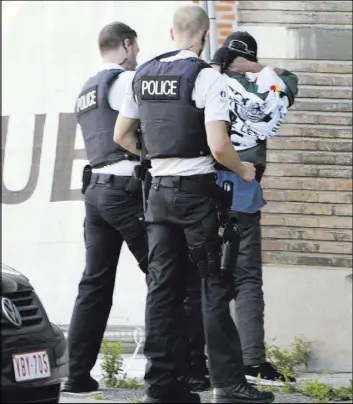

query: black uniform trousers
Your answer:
[67,174,148,381]
[143,174,246,397]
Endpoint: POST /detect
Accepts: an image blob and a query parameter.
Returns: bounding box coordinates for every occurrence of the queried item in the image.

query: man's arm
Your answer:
[202,71,255,182]
[206,121,253,179]
[228,57,298,106]
[114,116,140,156]
[113,72,140,156]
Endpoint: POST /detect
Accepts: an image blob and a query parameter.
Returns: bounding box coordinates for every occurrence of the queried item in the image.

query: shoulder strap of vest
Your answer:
[184,58,210,106]
[134,50,181,76]
[105,68,125,88]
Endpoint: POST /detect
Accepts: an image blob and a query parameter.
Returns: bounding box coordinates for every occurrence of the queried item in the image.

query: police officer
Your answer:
[114,5,275,403]
[62,22,149,394]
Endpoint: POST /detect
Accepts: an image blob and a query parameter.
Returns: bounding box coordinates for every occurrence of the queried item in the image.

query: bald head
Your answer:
[172,4,210,46]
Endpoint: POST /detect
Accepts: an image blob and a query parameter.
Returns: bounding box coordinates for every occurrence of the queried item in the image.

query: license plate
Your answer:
[12,351,51,382]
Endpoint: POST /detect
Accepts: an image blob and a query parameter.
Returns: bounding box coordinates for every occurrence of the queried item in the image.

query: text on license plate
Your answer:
[12,351,51,382]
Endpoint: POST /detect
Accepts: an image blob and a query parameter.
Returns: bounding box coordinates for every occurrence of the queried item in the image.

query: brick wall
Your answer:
[193,0,352,268]
[236,1,352,268]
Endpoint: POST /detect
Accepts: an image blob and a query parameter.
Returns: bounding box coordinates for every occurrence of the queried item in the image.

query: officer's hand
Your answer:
[240,162,256,182]
[211,47,238,73]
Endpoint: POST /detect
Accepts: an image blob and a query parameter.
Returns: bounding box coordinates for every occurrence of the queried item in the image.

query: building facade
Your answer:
[2,0,352,372]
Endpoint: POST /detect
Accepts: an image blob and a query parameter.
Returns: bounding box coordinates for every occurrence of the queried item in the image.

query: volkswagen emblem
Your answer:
[1,297,22,328]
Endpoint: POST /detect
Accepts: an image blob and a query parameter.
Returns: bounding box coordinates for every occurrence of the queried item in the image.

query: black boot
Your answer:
[62,376,99,393]
[142,379,201,403]
[212,382,275,403]
[186,374,211,392]
[142,390,200,403]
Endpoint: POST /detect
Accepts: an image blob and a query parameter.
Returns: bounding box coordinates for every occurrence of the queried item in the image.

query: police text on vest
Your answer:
[140,76,180,100]
[76,85,98,115]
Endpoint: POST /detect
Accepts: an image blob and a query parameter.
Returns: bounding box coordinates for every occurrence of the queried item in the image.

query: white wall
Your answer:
[263,266,352,372]
[2,0,189,326]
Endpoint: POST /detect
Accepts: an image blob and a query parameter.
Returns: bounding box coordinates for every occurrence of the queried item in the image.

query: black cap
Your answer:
[223,31,258,62]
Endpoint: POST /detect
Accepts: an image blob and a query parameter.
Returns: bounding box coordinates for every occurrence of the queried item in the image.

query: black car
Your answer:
[1,264,69,403]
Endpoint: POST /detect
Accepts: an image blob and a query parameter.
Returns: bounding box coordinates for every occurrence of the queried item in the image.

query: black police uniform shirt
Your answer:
[85,63,139,177]
[120,50,230,177]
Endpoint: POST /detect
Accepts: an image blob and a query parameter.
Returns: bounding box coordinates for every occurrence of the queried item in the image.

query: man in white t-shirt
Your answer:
[114,5,274,404]
[211,32,298,387]
[63,22,149,394]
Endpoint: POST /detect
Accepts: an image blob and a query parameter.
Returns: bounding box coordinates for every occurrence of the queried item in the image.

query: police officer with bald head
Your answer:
[114,5,275,404]
[62,22,149,394]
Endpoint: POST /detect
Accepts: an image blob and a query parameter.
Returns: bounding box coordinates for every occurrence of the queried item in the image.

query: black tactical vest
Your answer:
[76,69,139,168]
[133,51,210,159]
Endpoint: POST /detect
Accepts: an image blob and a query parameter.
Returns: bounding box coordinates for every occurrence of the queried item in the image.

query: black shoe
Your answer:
[61,376,99,393]
[212,382,275,403]
[245,362,296,386]
[142,390,200,403]
[186,374,211,392]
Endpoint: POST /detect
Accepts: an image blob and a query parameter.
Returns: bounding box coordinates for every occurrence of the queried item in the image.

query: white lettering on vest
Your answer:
[142,80,178,96]
[77,90,97,112]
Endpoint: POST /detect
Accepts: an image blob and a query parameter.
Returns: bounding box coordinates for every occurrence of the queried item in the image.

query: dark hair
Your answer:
[223,31,258,62]
[98,22,137,53]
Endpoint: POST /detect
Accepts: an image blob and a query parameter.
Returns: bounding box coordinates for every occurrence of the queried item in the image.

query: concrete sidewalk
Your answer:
[60,354,352,403]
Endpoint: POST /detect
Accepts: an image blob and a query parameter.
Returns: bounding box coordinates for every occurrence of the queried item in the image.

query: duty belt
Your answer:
[90,173,131,189]
[151,175,230,207]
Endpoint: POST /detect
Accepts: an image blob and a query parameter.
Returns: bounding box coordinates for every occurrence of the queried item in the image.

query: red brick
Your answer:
[217,22,233,29]
[221,13,236,20]
[216,4,233,12]
[220,30,232,37]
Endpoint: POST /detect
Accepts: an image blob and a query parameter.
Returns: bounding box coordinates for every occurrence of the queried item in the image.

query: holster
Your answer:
[81,164,92,194]
[125,176,142,197]
[219,217,242,272]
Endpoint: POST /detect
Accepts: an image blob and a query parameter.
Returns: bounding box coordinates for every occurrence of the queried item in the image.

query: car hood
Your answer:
[1,264,33,294]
